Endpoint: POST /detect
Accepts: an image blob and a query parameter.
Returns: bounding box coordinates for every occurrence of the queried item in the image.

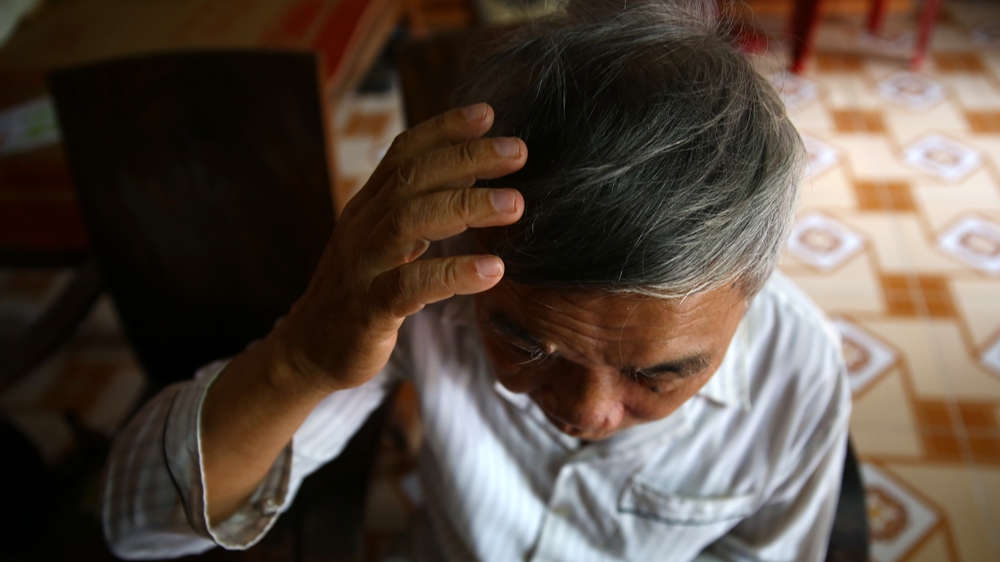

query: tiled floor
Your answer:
[2,2,1000,561]
[767,3,1000,561]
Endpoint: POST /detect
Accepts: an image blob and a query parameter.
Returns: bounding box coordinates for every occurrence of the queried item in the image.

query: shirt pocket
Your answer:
[618,479,757,525]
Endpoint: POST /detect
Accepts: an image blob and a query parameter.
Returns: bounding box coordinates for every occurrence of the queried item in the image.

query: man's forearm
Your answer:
[198,104,521,526]
[200,329,338,524]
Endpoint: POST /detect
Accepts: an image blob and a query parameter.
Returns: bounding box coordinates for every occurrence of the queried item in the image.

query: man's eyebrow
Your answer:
[632,353,713,379]
[488,313,543,346]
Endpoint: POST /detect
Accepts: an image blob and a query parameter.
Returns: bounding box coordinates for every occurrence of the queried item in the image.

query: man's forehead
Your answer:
[477,280,744,346]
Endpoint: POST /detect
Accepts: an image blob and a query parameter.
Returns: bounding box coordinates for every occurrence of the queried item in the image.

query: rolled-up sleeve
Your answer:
[102,354,400,559]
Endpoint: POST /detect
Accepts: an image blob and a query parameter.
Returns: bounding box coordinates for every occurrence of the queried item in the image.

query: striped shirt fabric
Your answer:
[102,272,851,561]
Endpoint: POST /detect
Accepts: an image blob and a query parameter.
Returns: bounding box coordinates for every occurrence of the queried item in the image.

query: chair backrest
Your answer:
[48,51,335,386]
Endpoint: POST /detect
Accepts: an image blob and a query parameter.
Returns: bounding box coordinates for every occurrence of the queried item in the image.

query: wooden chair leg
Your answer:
[789,0,827,75]
[911,0,941,70]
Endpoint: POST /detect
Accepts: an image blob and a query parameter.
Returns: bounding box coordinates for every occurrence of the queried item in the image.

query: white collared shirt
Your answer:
[103,273,851,561]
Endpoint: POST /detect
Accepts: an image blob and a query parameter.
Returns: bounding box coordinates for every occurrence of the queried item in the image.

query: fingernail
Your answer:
[476,257,503,277]
[489,189,516,213]
[492,138,520,159]
[462,103,488,121]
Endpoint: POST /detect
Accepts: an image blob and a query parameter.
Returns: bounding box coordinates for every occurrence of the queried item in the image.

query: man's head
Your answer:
[459,0,803,438]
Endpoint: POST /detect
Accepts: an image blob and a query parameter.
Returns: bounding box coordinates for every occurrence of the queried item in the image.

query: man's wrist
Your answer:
[258,327,348,402]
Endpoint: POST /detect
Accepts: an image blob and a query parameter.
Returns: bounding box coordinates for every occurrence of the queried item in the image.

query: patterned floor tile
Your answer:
[834,318,900,396]
[964,110,1000,133]
[903,134,983,183]
[782,257,886,313]
[802,134,841,177]
[982,335,1000,378]
[863,319,989,400]
[787,211,867,271]
[886,463,999,561]
[879,274,957,318]
[799,166,858,209]
[932,52,988,73]
[815,52,867,73]
[768,72,821,110]
[854,179,917,212]
[913,169,1000,232]
[939,75,1000,111]
[817,73,886,109]
[863,463,942,562]
[788,102,837,131]
[882,102,969,145]
[937,215,1000,275]
[911,398,1000,465]
[831,135,920,180]
[951,279,1000,346]
[850,369,923,452]
[907,532,957,562]
[833,108,888,134]
[878,72,947,111]
[839,213,965,274]
[852,425,927,459]
[858,30,916,59]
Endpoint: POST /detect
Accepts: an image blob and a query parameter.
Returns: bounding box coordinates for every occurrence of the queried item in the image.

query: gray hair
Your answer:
[457,0,805,298]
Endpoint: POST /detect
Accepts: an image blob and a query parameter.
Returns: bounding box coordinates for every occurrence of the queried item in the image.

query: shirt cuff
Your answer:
[163,360,293,550]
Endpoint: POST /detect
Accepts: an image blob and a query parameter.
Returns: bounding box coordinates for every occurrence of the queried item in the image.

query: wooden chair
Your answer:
[48,51,395,562]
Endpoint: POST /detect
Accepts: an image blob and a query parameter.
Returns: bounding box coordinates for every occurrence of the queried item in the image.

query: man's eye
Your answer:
[630,369,677,383]
[507,340,549,364]
[629,371,677,394]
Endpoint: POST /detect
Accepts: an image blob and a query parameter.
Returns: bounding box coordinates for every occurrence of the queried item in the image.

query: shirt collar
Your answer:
[696,318,752,411]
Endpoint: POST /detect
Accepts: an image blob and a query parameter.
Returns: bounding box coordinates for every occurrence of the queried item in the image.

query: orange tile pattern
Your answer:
[854,180,917,212]
[880,274,957,318]
[964,110,1000,134]
[912,399,1000,466]
[815,52,866,72]
[932,52,987,73]
[834,109,889,133]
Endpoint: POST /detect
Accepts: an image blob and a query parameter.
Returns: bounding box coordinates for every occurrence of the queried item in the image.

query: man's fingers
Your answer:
[390,136,526,194]
[365,104,495,193]
[388,104,494,162]
[372,188,524,264]
[349,135,526,231]
[369,255,505,320]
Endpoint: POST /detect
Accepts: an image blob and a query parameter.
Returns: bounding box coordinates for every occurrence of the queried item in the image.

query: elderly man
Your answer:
[103,1,851,560]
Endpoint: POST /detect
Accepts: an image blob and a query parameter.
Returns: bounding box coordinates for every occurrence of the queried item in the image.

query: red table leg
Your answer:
[867,0,888,35]
[789,0,828,74]
[911,0,941,70]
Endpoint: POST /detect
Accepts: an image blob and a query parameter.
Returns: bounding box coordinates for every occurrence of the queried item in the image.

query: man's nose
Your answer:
[543,366,625,431]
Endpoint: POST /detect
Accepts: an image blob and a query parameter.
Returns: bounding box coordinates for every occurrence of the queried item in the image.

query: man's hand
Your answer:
[200,105,525,523]
[274,103,527,393]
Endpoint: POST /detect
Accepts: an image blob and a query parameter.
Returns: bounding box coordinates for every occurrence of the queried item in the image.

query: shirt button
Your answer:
[256,498,281,516]
[551,505,572,518]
